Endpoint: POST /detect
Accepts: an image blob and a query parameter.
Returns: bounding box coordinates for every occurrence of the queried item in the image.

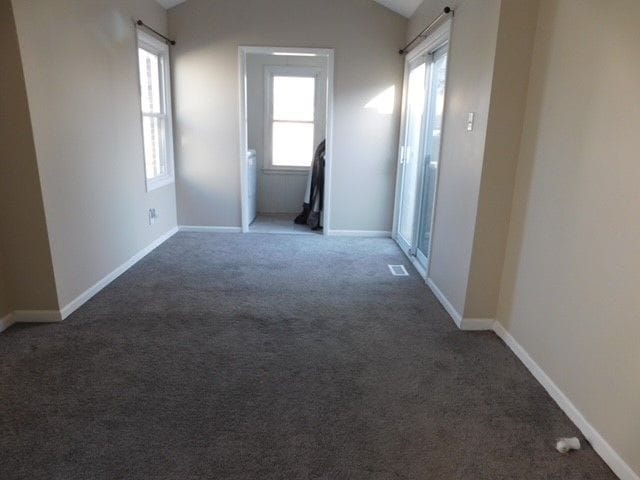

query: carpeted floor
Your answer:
[0,233,615,479]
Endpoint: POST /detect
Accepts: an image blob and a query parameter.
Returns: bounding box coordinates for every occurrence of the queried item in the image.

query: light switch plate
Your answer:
[466,112,475,132]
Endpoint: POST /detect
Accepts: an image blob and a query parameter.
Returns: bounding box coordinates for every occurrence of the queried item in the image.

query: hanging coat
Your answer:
[294,140,325,230]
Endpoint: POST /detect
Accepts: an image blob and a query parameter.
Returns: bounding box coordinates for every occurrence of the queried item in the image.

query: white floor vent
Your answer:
[388,264,409,277]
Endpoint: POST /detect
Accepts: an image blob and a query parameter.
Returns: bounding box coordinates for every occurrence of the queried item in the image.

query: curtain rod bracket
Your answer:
[399,6,453,55]
[136,20,176,46]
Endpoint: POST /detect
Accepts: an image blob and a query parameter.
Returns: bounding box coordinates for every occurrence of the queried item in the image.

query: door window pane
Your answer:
[417,52,448,259]
[273,76,315,121]
[272,121,314,167]
[399,60,427,244]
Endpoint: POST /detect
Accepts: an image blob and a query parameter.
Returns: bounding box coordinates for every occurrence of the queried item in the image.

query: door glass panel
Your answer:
[398,59,427,245]
[416,50,447,261]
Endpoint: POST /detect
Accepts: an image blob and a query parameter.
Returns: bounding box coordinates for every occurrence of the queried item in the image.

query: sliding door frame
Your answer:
[392,21,451,278]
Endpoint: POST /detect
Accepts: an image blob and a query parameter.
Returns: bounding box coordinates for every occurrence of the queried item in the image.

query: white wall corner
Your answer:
[60,226,179,319]
[492,321,640,480]
[426,277,463,327]
[0,313,16,333]
[1,310,63,334]
[426,278,493,331]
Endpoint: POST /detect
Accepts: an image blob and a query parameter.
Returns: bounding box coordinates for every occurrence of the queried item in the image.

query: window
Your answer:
[137,30,174,191]
[265,68,319,169]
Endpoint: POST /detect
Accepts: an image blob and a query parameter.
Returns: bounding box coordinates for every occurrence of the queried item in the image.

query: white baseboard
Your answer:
[425,278,493,331]
[59,226,179,319]
[426,277,463,326]
[327,229,391,237]
[0,313,15,333]
[493,321,639,480]
[407,254,427,279]
[179,225,242,233]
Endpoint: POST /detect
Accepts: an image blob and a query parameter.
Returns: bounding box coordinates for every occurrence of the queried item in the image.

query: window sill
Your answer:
[146,175,175,192]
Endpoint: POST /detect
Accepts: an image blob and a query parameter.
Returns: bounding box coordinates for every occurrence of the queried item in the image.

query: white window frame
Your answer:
[263,66,322,172]
[136,29,175,192]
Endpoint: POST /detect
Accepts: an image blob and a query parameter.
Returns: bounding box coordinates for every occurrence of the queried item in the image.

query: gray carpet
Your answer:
[0,233,615,479]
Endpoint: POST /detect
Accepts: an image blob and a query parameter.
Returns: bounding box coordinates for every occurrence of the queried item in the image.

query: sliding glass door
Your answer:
[395,43,448,274]
[415,47,447,267]
[396,55,428,251]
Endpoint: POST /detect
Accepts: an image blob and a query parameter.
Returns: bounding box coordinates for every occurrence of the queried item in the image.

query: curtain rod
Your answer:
[399,6,453,55]
[136,20,176,45]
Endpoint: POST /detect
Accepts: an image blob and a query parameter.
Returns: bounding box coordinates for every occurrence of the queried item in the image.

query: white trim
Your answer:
[239,46,332,56]
[0,313,15,333]
[238,46,335,236]
[425,278,493,331]
[324,51,335,237]
[59,227,179,319]
[179,226,242,233]
[238,47,250,232]
[146,174,175,192]
[326,229,391,238]
[13,310,62,323]
[493,321,639,480]
[401,247,427,279]
[426,277,463,326]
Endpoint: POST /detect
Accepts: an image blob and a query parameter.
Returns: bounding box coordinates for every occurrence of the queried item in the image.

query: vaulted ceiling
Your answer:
[371,0,422,17]
[154,0,421,18]
[154,0,186,9]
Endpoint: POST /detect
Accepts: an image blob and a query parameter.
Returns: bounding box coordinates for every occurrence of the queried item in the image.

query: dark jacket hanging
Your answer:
[295,140,325,230]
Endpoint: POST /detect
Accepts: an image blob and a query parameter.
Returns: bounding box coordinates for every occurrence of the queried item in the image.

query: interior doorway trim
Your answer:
[237,46,335,235]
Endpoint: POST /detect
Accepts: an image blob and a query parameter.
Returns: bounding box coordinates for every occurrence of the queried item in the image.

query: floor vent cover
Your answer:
[388,264,409,277]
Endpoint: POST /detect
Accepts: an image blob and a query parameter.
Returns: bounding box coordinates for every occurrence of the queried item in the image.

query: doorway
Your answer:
[238,47,334,235]
[393,24,450,276]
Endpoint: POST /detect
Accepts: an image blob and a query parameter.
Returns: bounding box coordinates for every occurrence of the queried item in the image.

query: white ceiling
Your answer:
[372,0,422,18]
[154,0,421,17]
[154,0,186,9]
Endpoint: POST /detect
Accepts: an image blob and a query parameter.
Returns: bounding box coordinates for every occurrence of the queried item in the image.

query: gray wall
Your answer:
[0,0,58,313]
[464,0,540,318]
[497,0,640,474]
[246,53,325,215]
[169,0,407,231]
[11,0,178,309]
[409,0,502,314]
[407,0,538,321]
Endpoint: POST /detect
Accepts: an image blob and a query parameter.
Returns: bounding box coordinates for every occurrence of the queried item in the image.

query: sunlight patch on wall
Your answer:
[365,86,395,115]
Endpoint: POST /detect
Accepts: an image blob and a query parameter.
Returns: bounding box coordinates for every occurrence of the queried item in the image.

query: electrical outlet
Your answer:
[148,208,158,225]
